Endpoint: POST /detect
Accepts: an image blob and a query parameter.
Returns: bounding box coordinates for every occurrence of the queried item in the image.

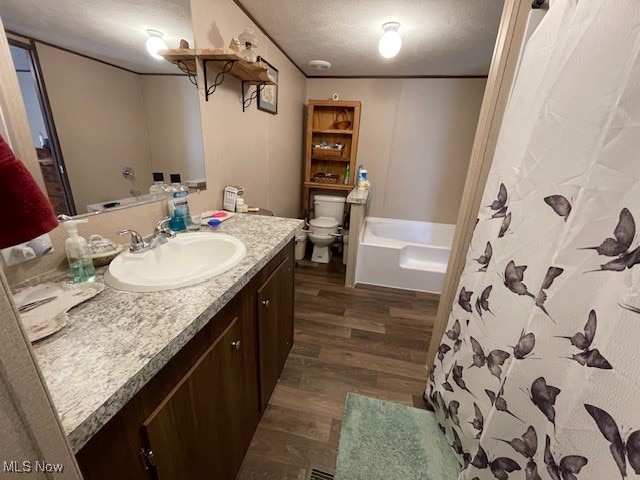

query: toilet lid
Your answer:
[310,217,339,228]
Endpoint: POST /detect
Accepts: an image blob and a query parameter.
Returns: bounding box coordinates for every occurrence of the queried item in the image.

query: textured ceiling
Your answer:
[0,0,504,77]
[0,0,193,74]
[238,0,504,76]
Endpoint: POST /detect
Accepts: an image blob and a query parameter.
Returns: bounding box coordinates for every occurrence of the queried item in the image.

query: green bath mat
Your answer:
[335,393,461,480]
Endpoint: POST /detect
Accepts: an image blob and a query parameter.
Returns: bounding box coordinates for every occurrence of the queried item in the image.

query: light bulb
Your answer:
[378,22,401,59]
[146,30,168,60]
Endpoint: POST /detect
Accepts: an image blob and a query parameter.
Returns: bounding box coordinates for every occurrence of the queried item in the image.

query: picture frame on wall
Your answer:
[257,56,278,115]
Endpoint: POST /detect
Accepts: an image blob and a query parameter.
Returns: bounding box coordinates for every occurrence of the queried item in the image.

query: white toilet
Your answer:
[308,195,346,263]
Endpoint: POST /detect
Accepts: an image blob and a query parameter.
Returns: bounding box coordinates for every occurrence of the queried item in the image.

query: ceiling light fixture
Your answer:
[378,22,401,59]
[146,29,168,60]
[307,60,332,71]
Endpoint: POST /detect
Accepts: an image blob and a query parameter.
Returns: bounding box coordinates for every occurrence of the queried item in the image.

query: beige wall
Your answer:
[140,75,205,181]
[36,43,154,212]
[307,78,486,224]
[191,0,307,218]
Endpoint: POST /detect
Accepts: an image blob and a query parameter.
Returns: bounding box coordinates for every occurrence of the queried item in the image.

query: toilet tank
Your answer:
[313,194,346,225]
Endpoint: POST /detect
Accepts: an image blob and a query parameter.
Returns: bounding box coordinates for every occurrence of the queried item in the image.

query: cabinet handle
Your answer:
[231,340,241,350]
[262,299,270,307]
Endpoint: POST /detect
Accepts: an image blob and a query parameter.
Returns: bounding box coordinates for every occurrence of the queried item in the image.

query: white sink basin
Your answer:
[104,232,246,292]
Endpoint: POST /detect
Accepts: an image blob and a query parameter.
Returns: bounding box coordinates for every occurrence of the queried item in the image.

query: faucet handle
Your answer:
[154,217,171,233]
[118,229,149,252]
[154,217,176,239]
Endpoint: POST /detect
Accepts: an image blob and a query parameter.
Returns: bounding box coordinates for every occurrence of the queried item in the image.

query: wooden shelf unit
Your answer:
[302,100,361,214]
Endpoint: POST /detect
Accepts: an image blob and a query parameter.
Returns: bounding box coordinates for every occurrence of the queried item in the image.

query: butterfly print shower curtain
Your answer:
[427,1,640,479]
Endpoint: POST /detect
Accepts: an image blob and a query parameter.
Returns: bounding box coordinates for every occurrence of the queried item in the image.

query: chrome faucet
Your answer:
[118,229,149,253]
[149,217,176,247]
[118,218,176,253]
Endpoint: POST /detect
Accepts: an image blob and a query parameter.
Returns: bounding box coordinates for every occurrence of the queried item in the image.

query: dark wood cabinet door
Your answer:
[142,308,258,480]
[257,255,294,411]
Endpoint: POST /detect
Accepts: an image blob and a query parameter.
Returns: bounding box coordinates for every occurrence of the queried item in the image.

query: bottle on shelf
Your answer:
[358,168,370,190]
[343,164,350,185]
[168,173,191,232]
[149,172,169,200]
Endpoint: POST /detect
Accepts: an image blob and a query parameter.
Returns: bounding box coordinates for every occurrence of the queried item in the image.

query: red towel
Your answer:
[0,135,58,249]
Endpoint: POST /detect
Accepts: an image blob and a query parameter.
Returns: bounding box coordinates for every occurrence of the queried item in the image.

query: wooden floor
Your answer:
[236,257,438,479]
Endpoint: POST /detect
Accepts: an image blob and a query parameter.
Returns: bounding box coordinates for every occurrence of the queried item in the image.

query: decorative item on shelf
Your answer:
[238,27,258,62]
[179,39,190,49]
[256,56,278,114]
[312,173,340,184]
[229,38,241,53]
[331,110,352,130]
[313,141,344,159]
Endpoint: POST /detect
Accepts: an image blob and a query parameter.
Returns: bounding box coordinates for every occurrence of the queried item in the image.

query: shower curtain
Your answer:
[428,1,640,479]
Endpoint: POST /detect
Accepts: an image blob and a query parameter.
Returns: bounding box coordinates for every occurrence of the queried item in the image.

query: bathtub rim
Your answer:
[360,216,455,250]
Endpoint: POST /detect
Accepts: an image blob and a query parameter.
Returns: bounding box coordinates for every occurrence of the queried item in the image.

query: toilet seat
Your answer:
[307,232,335,242]
[309,217,339,236]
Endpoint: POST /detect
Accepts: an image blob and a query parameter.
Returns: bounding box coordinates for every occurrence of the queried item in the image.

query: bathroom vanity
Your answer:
[27,215,301,479]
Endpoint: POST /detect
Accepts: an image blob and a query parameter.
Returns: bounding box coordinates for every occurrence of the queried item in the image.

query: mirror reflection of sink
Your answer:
[104,232,246,292]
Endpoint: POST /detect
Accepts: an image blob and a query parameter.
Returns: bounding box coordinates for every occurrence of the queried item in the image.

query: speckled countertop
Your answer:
[21,214,302,453]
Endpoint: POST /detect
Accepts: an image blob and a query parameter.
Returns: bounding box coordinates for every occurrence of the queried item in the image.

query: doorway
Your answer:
[9,38,75,215]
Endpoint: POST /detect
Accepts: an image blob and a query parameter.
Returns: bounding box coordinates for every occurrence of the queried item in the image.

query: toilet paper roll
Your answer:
[10,245,36,261]
[26,234,53,256]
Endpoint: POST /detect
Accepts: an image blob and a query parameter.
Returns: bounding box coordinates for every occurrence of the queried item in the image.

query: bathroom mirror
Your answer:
[1,0,205,216]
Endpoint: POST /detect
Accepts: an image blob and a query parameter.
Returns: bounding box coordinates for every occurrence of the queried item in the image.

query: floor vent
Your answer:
[306,467,335,480]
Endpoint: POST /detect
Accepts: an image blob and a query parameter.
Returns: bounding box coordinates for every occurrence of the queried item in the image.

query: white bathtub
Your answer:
[355,217,455,293]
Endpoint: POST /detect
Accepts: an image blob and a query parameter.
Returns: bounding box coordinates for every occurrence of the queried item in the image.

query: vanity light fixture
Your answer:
[146,29,168,60]
[378,22,402,59]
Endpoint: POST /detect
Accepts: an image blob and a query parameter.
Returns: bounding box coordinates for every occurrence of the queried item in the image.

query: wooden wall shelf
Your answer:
[302,100,362,214]
[158,48,197,75]
[197,49,276,85]
[158,48,277,108]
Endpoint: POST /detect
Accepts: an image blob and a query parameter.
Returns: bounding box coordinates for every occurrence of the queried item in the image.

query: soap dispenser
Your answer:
[63,219,96,283]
